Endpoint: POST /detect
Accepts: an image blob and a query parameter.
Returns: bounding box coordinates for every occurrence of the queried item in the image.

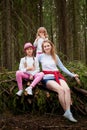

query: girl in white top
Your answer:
[38,40,79,122]
[33,27,48,57]
[16,42,44,96]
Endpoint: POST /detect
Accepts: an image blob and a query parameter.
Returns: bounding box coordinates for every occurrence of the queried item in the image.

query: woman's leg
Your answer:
[46,80,66,111]
[16,70,29,90]
[59,79,71,111]
[46,80,77,122]
[59,79,77,122]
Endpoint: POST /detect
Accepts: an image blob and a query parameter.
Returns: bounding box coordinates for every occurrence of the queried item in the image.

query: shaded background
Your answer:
[0,0,87,70]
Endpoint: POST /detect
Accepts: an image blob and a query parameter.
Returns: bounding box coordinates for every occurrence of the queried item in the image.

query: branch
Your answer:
[73,86,87,96]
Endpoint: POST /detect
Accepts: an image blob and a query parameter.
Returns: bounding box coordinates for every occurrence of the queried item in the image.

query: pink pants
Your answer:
[16,70,44,90]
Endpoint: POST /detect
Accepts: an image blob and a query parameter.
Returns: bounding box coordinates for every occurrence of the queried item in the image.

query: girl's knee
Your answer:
[40,72,44,77]
[16,70,22,77]
[36,72,44,77]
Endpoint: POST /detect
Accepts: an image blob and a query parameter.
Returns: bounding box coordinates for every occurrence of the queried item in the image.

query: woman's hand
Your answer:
[74,74,79,78]
[74,74,81,85]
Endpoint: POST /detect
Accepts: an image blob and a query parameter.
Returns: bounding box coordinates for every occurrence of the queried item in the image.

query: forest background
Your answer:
[0,0,87,117]
[0,0,87,71]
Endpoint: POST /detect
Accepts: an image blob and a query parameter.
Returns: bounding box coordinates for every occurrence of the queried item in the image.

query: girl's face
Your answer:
[25,47,33,56]
[39,30,45,37]
[43,42,52,54]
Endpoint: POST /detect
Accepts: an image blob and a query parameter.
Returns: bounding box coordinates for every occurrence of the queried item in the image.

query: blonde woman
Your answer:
[38,40,79,122]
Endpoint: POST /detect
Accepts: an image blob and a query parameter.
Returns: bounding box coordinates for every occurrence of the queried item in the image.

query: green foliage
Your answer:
[65,61,87,89]
[0,61,87,115]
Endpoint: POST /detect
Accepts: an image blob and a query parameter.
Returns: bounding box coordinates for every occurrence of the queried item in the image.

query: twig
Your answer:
[0,78,16,84]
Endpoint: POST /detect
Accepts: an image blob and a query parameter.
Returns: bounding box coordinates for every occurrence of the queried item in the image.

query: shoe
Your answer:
[63,112,77,122]
[25,86,33,95]
[16,90,23,96]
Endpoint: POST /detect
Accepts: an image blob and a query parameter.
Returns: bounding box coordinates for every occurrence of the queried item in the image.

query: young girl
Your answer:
[33,27,49,57]
[38,40,79,122]
[16,42,44,96]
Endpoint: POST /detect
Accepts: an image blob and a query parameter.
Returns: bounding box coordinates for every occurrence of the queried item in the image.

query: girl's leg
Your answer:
[25,72,44,95]
[16,70,29,90]
[30,72,44,88]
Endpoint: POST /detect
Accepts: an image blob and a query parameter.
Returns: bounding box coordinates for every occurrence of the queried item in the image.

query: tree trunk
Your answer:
[6,0,12,70]
[71,0,80,60]
[1,0,12,70]
[84,0,87,64]
[54,0,68,60]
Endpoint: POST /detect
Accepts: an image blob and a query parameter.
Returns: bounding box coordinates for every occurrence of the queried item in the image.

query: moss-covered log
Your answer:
[0,70,87,116]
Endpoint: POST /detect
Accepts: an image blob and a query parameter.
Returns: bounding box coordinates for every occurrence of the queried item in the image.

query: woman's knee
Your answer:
[58,87,65,95]
[63,85,70,93]
[65,87,70,94]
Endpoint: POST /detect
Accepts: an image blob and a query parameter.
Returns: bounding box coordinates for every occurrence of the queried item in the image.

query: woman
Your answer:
[38,40,78,122]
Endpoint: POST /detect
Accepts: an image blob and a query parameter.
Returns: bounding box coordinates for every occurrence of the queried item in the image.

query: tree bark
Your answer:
[54,0,68,60]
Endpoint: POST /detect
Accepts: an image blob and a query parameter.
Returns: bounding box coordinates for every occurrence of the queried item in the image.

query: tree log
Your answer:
[73,86,87,96]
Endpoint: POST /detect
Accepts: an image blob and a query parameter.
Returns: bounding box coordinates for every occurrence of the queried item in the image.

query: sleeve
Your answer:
[37,54,42,63]
[31,58,40,75]
[33,40,38,47]
[57,55,75,77]
[19,58,27,72]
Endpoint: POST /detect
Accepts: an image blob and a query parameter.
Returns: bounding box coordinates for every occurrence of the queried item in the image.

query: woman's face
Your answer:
[25,47,33,56]
[43,42,52,54]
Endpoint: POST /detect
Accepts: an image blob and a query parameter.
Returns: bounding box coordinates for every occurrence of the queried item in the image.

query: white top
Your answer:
[33,37,48,53]
[38,53,75,79]
[19,56,40,75]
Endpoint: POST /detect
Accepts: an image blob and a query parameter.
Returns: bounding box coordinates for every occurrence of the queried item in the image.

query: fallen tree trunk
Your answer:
[0,71,87,115]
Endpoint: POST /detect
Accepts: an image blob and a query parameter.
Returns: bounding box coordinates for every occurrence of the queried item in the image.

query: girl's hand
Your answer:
[29,75,33,80]
[35,36,40,41]
[26,66,35,71]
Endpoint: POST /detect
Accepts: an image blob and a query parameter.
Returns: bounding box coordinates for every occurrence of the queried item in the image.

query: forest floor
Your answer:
[0,111,87,130]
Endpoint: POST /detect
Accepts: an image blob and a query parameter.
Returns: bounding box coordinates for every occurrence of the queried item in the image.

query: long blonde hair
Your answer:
[36,27,48,38]
[42,40,57,63]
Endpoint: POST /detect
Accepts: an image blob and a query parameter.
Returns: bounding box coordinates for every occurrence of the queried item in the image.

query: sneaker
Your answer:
[25,86,33,95]
[16,90,23,96]
[63,112,77,122]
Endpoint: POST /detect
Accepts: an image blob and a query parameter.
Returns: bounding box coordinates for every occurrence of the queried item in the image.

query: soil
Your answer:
[0,112,87,130]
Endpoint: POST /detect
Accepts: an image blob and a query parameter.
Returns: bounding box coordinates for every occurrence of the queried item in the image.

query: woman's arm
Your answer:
[57,55,77,77]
